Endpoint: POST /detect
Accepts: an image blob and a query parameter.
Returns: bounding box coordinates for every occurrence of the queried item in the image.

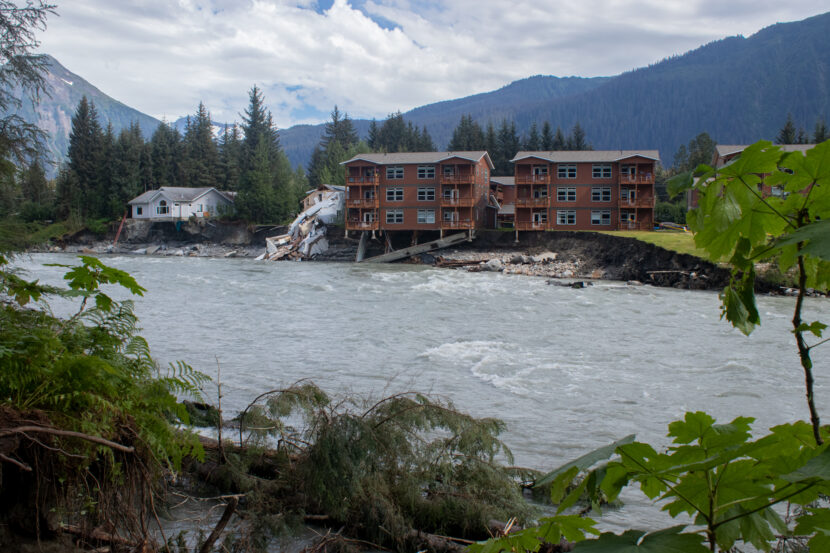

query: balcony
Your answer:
[441,219,475,230]
[515,174,550,185]
[441,196,476,208]
[514,221,548,231]
[619,174,654,185]
[515,197,549,208]
[346,198,379,209]
[440,174,475,186]
[619,196,655,209]
[347,175,380,186]
[346,219,379,231]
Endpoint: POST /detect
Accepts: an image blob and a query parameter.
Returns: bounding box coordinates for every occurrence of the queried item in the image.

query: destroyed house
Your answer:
[510,150,659,232]
[341,151,495,234]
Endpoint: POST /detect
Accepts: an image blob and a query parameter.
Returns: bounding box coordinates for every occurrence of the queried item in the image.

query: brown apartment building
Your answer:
[341,151,495,236]
[511,150,660,232]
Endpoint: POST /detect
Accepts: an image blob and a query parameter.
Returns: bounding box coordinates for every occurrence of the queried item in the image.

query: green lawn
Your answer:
[596,230,708,258]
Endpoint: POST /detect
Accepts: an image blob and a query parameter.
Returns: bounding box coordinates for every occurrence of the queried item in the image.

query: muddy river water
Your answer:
[16,253,830,535]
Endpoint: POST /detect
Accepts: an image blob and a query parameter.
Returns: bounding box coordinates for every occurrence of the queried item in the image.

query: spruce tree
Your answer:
[552,126,566,150]
[57,96,103,219]
[541,121,553,150]
[814,118,829,144]
[524,122,540,150]
[218,124,243,191]
[567,122,590,150]
[181,102,219,188]
[150,120,181,189]
[776,113,798,144]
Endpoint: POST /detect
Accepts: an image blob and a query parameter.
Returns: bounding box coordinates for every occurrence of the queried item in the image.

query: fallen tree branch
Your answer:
[198,496,238,553]
[0,426,135,453]
[60,524,138,547]
[0,452,32,471]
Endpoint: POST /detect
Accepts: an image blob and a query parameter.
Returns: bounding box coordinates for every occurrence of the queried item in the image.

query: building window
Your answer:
[363,212,375,223]
[443,166,455,177]
[592,164,612,179]
[364,168,375,177]
[364,189,375,200]
[417,209,435,224]
[620,211,636,222]
[533,165,549,177]
[621,189,637,201]
[386,187,403,201]
[591,187,611,202]
[386,166,404,179]
[557,210,576,225]
[591,210,611,225]
[621,165,636,178]
[443,187,458,200]
[386,209,403,224]
[533,211,548,224]
[557,164,576,179]
[443,210,458,222]
[417,187,435,201]
[417,165,435,179]
[157,200,169,215]
[136,206,143,215]
[533,187,548,199]
[557,187,576,201]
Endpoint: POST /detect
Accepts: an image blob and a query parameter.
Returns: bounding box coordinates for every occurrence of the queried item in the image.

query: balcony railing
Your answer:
[515,174,550,185]
[514,221,548,231]
[515,197,549,208]
[346,219,379,231]
[346,198,379,209]
[347,176,380,185]
[619,175,654,185]
[440,197,476,207]
[619,196,655,209]
[441,219,475,229]
[440,174,475,185]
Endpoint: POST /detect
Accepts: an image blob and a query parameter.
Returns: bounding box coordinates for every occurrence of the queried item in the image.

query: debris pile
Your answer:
[257,189,343,261]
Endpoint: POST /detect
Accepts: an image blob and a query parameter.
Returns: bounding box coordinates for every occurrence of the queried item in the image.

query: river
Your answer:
[13,253,830,535]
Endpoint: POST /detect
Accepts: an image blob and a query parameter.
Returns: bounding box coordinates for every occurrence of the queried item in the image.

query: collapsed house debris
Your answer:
[256,186,344,261]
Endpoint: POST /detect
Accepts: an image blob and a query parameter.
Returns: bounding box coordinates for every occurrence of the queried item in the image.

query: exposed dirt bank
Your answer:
[38,220,784,292]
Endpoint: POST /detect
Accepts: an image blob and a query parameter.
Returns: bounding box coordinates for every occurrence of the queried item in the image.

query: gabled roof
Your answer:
[129,187,232,205]
[490,176,515,186]
[341,151,494,170]
[510,150,661,163]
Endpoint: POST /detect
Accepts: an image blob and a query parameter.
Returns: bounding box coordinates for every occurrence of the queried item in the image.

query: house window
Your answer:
[443,188,458,200]
[557,210,576,225]
[136,206,143,215]
[621,211,636,222]
[417,209,435,224]
[533,187,548,199]
[198,204,204,212]
[557,187,576,202]
[417,187,435,201]
[621,189,637,201]
[386,166,404,179]
[386,187,403,201]
[591,210,611,225]
[443,210,458,222]
[363,212,375,223]
[364,168,375,177]
[592,164,612,179]
[533,165,549,178]
[443,166,455,177]
[533,211,548,224]
[621,165,636,178]
[591,187,611,202]
[157,200,169,215]
[417,165,435,179]
[557,164,576,179]
[364,189,375,200]
[386,209,404,224]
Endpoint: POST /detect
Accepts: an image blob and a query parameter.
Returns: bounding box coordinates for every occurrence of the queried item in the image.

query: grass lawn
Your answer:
[596,230,708,258]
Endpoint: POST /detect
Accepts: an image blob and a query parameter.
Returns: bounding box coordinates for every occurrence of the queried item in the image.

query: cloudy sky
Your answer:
[36,0,828,128]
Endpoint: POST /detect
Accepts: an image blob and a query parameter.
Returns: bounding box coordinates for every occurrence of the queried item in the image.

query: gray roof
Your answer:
[716,144,815,158]
[511,150,661,163]
[490,176,515,186]
[341,151,494,170]
[129,187,231,204]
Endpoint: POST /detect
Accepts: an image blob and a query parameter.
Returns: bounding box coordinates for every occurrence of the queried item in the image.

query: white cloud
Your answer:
[36,0,828,127]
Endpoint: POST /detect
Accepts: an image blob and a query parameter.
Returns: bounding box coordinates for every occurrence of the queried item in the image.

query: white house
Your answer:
[128,187,235,220]
[301,184,346,211]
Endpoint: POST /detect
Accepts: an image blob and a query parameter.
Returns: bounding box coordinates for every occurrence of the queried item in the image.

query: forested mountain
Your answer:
[11,11,830,172]
[5,55,160,173]
[282,10,830,167]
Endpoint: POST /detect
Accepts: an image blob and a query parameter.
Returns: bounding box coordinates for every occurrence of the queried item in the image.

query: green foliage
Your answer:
[0,255,206,470]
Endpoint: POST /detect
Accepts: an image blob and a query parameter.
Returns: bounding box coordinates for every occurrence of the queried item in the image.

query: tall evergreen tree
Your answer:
[552,126,566,150]
[447,115,485,151]
[541,121,553,150]
[150,120,182,189]
[524,122,540,150]
[367,119,379,151]
[567,122,590,150]
[815,118,829,143]
[776,113,798,144]
[181,102,219,188]
[218,124,243,190]
[57,96,103,218]
[494,120,520,175]
[485,122,497,155]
